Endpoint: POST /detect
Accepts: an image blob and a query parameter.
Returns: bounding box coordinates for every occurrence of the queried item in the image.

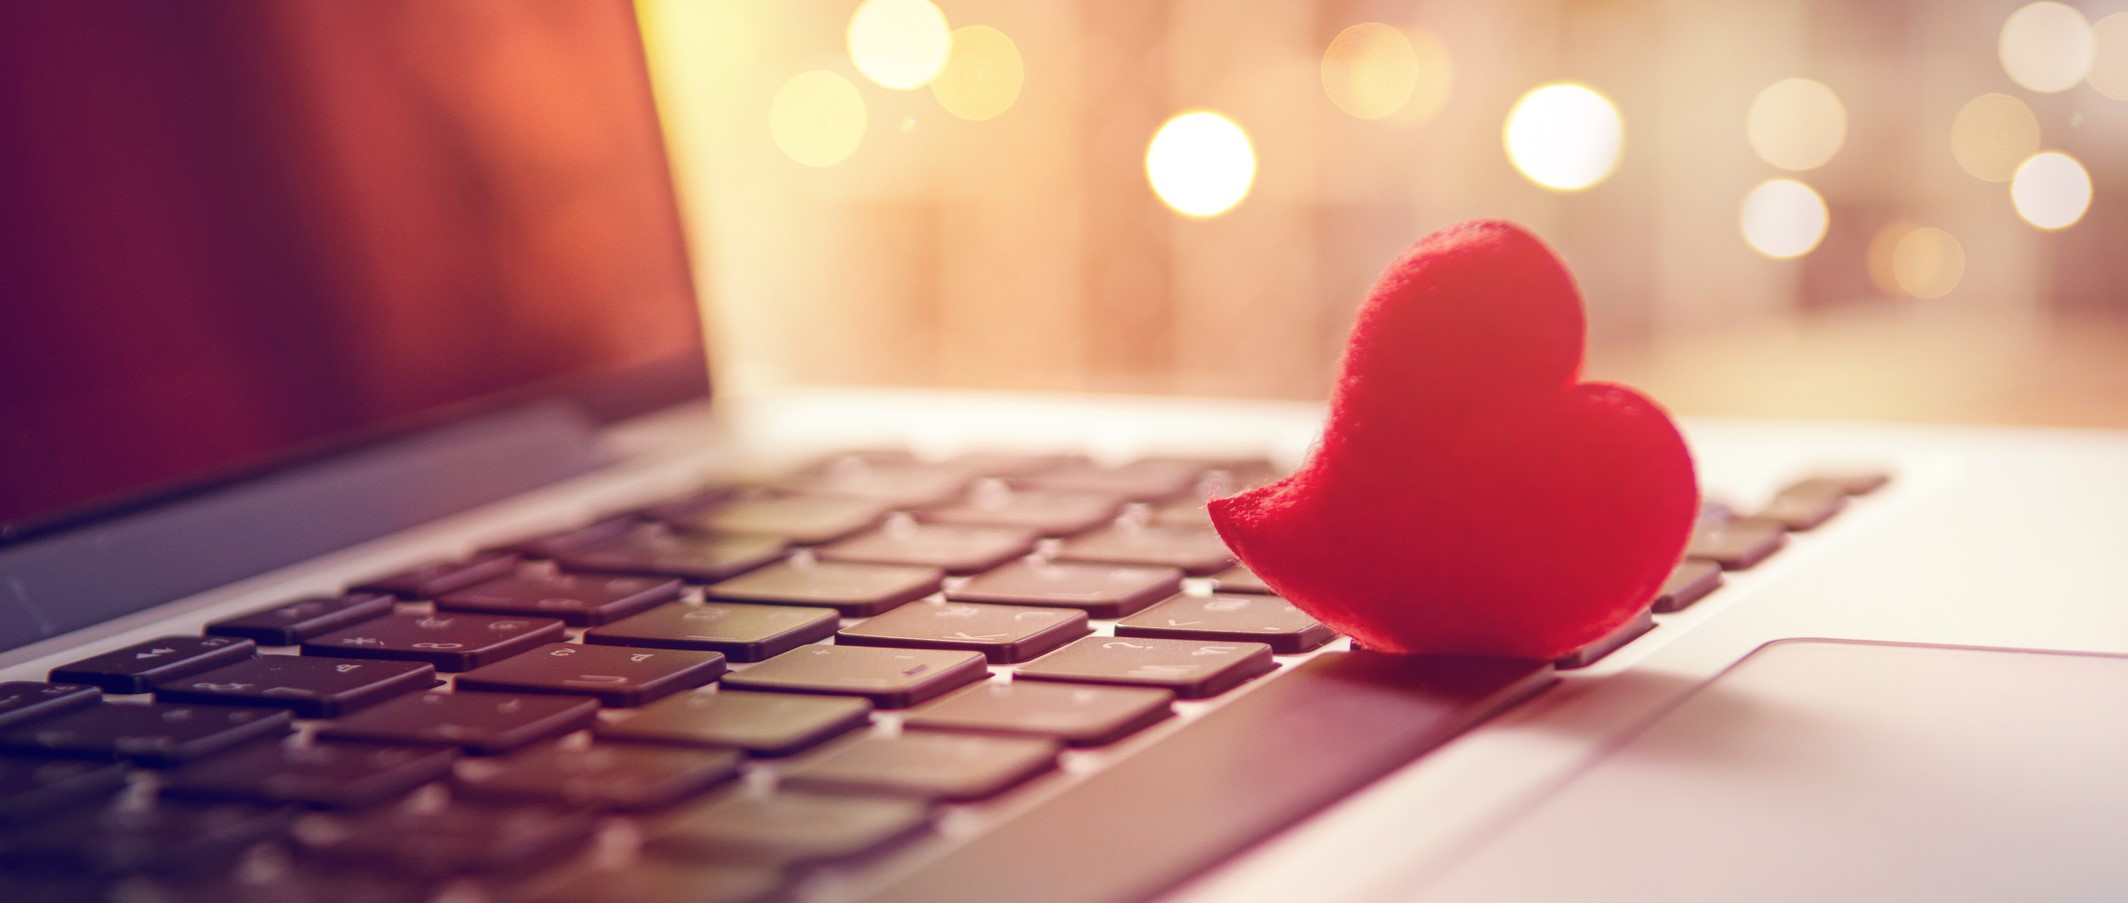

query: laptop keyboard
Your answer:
[0,452,1886,903]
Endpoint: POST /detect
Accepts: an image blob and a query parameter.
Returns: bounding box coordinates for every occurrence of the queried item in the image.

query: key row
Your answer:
[0,682,1169,848]
[0,784,928,901]
[343,453,1275,602]
[208,559,1296,654]
[9,625,1297,765]
[2,626,1275,777]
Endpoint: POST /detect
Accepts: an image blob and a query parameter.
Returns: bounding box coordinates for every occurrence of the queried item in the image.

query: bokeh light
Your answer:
[1892,227,1966,299]
[1322,24,1419,120]
[2010,151,2093,230]
[931,25,1023,121]
[1747,78,1846,172]
[1399,29,1456,126]
[1739,180,1829,259]
[1503,83,1624,192]
[847,0,952,91]
[1950,94,2041,183]
[1999,2,2095,93]
[2088,13,2128,100]
[1866,220,1919,296]
[770,71,868,168]
[1145,111,1257,218]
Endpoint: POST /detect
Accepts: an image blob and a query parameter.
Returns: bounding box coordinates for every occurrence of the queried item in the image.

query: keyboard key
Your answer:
[205,594,395,646]
[648,791,929,864]
[2,800,295,875]
[454,643,726,707]
[551,526,788,583]
[816,521,1038,574]
[703,558,941,617]
[775,460,972,508]
[595,690,870,757]
[50,635,256,694]
[1115,594,1334,654]
[1686,517,1788,570]
[915,485,1123,536]
[435,567,684,626]
[453,744,741,811]
[301,612,565,671]
[1015,637,1275,699]
[722,646,988,709]
[527,860,784,903]
[636,485,739,522]
[0,757,128,826]
[151,655,436,718]
[671,493,888,544]
[941,452,1088,479]
[1788,469,1890,496]
[351,552,520,599]
[1012,460,1206,501]
[837,602,1089,663]
[0,682,100,730]
[293,803,596,877]
[0,702,290,765]
[159,742,456,808]
[1051,523,1235,575]
[1651,559,1723,613]
[902,682,1173,747]
[1755,487,1848,531]
[488,517,638,559]
[782,732,1058,801]
[1145,498,1212,528]
[869,652,1554,903]
[1185,458,1284,496]
[147,866,434,903]
[315,692,597,755]
[1208,565,1273,595]
[1552,608,1657,670]
[582,602,838,662]
[946,560,1183,618]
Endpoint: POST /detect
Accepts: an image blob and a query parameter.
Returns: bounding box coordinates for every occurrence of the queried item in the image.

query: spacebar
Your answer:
[866,650,1556,903]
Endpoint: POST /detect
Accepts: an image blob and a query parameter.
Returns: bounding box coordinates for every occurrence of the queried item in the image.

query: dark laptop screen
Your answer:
[0,1,704,542]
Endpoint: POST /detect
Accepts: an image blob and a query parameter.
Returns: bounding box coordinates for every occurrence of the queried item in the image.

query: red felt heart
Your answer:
[1209,220,1698,660]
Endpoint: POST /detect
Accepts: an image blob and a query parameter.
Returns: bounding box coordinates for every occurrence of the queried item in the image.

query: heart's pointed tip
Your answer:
[1205,475,1289,543]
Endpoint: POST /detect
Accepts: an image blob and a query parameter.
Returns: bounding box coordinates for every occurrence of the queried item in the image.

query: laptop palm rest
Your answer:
[1416,639,2128,901]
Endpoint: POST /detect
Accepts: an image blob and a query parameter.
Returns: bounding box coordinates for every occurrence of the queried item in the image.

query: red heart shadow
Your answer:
[1209,220,1698,660]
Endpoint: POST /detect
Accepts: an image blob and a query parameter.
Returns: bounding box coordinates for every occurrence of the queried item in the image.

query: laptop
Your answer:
[5,4,2126,902]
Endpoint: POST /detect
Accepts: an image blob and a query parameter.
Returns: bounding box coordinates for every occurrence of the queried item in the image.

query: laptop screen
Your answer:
[0,1,704,543]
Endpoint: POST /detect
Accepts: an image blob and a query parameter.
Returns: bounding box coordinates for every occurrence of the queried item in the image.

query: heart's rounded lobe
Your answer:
[1209,220,1697,660]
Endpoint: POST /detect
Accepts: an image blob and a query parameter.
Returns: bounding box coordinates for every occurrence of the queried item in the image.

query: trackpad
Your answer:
[1420,640,2128,901]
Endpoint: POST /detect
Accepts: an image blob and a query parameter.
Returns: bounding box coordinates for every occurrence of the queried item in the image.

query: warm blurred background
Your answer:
[637,0,2128,428]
